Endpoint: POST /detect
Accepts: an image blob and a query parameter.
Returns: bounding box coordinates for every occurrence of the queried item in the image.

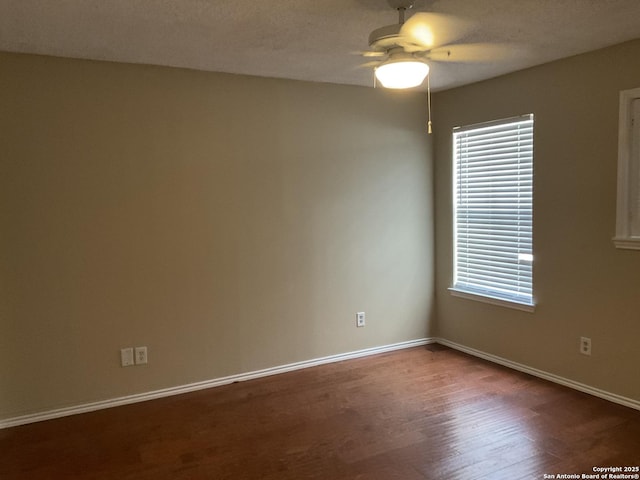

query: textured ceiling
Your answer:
[1,0,640,91]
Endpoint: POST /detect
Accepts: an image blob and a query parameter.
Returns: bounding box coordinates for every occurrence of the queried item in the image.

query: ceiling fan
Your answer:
[362,0,513,133]
[363,0,503,90]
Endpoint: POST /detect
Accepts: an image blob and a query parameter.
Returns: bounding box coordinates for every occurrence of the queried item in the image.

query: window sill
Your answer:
[448,288,535,313]
[613,237,640,250]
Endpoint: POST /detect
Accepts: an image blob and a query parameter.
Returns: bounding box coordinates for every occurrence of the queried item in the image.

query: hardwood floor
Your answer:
[1,345,639,479]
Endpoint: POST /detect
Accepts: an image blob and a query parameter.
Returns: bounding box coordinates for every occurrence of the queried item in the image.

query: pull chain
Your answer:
[427,74,433,134]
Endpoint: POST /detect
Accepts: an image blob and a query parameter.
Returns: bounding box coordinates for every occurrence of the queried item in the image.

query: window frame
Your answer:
[449,114,535,312]
[614,87,640,250]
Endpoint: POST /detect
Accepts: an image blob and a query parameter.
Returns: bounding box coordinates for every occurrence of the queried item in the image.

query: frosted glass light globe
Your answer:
[375,60,430,89]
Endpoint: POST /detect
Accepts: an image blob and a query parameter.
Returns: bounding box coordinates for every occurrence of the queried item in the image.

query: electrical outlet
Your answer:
[120,347,134,367]
[356,312,366,327]
[135,346,148,365]
[580,337,592,356]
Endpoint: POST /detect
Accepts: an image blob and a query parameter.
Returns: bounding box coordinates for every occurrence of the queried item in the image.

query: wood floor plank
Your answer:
[1,346,639,479]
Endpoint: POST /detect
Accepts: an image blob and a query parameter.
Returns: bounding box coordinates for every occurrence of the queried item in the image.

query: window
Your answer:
[451,114,534,311]
[614,87,640,250]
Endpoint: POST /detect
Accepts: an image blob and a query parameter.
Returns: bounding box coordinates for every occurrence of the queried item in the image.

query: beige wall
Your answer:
[433,39,640,401]
[6,36,639,423]
[0,52,434,419]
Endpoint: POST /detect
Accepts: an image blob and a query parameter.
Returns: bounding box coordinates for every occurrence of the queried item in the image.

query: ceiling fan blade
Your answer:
[361,51,387,58]
[359,60,384,68]
[424,43,522,63]
[399,13,473,50]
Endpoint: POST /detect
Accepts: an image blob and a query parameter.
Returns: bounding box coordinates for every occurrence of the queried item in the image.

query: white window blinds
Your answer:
[452,114,534,307]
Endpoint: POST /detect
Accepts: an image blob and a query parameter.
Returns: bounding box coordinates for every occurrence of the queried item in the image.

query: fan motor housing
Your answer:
[368,24,403,50]
[369,0,419,50]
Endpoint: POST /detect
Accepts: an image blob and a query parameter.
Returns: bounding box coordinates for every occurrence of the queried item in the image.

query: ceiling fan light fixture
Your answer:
[375,58,430,89]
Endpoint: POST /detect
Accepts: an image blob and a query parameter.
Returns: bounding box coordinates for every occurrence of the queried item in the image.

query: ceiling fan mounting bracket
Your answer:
[386,0,415,11]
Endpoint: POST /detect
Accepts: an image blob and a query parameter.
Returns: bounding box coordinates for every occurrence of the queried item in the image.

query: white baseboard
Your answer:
[4,336,638,430]
[436,337,640,411]
[0,338,434,430]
